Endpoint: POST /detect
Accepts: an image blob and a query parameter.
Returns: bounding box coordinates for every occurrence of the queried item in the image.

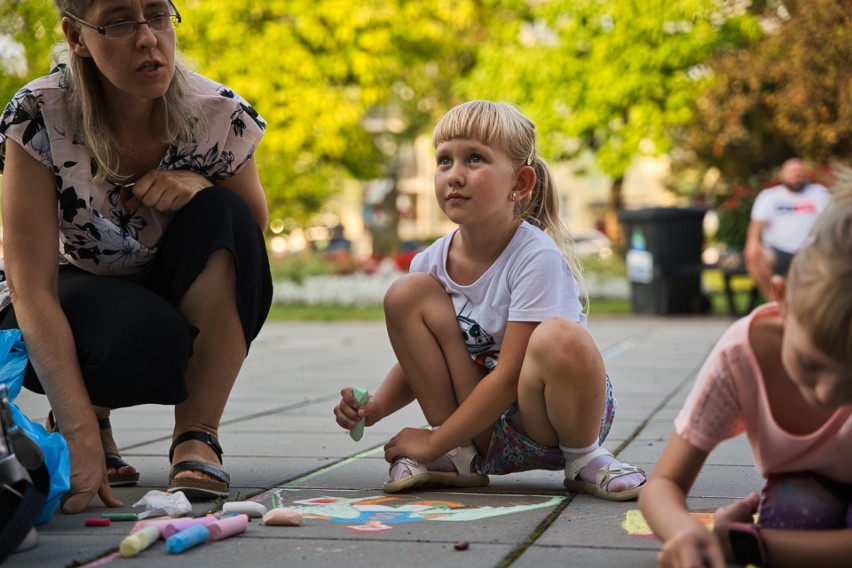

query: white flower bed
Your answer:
[272,260,629,307]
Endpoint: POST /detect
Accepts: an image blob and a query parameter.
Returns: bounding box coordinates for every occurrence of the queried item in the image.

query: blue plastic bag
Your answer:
[0,329,70,524]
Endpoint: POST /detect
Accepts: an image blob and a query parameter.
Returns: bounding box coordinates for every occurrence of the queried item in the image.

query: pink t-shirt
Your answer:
[674,304,852,482]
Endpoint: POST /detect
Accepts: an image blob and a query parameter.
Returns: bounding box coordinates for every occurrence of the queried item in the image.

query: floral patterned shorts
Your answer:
[476,374,616,476]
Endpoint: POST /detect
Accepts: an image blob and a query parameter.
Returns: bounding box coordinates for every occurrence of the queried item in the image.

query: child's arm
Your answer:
[385,321,536,463]
[638,433,729,568]
[754,528,852,568]
[334,363,415,430]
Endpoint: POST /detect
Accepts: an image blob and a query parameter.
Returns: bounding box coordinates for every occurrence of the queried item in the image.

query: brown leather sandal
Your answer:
[167,431,230,499]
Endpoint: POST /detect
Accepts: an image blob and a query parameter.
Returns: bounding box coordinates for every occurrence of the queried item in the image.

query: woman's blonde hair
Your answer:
[432,100,588,309]
[786,166,852,364]
[53,0,203,182]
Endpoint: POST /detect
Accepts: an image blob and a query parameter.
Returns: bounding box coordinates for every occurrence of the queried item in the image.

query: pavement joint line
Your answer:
[283,444,386,487]
[498,492,575,567]
[110,330,684,562]
[600,336,639,360]
[117,392,341,451]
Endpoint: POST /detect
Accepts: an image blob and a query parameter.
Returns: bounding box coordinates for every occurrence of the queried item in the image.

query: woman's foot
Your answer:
[98,418,140,487]
[167,431,230,498]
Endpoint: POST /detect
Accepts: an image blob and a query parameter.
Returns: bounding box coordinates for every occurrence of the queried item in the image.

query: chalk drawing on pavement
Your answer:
[264,490,562,533]
[622,509,715,538]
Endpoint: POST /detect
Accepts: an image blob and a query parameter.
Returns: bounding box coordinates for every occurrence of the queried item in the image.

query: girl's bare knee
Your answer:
[528,318,602,376]
[383,273,444,314]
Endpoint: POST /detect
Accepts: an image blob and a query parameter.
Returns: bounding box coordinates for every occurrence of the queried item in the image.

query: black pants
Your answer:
[0,187,272,409]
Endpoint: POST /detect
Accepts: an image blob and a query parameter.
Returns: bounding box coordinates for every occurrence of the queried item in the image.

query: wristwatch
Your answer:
[728,522,766,566]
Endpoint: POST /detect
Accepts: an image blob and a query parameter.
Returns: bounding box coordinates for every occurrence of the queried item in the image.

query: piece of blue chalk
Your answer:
[165,524,210,554]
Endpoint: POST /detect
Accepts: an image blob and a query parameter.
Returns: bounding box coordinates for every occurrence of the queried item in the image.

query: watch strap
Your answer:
[729,522,766,566]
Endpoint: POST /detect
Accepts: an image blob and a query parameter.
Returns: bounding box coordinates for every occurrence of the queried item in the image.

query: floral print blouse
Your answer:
[0,65,265,311]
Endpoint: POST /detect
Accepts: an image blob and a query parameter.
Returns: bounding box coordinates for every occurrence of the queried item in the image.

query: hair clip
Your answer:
[526,148,534,166]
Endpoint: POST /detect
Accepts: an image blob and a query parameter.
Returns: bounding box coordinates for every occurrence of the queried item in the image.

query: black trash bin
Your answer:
[618,207,707,314]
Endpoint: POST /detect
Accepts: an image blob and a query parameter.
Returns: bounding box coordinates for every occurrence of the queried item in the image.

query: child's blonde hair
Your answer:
[433,100,588,308]
[786,168,852,365]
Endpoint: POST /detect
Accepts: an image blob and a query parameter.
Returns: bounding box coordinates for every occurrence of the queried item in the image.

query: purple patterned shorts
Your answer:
[758,472,852,530]
[476,374,616,475]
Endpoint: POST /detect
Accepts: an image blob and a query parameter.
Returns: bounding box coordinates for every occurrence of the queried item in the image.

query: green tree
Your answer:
[0,0,58,105]
[177,0,490,227]
[456,0,761,238]
[681,0,852,185]
[0,1,492,232]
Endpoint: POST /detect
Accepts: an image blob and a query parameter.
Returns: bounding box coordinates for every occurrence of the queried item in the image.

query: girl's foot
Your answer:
[564,447,645,501]
[384,443,489,493]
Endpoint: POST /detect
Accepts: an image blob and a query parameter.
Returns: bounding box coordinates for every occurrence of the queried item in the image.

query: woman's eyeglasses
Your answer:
[64,9,181,40]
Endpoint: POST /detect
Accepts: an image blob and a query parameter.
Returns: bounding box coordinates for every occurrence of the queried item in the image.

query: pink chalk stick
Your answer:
[131,516,177,535]
[161,515,219,538]
[207,514,249,542]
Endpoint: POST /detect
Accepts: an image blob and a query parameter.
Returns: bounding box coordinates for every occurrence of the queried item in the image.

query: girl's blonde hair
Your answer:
[432,100,588,309]
[786,167,852,364]
[53,0,203,182]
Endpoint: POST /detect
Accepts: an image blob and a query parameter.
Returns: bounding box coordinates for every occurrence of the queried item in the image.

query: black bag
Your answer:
[0,385,49,563]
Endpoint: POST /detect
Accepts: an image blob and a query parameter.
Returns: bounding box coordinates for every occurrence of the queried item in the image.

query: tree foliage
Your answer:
[176,0,490,223]
[2,0,846,232]
[0,0,58,106]
[457,0,762,181]
[681,0,852,185]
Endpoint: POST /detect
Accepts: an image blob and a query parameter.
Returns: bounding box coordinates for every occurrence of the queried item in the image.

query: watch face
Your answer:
[730,527,763,566]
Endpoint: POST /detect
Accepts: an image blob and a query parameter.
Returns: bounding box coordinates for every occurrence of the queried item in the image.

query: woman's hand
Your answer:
[125,170,211,212]
[60,425,122,514]
[383,428,439,464]
[334,387,382,431]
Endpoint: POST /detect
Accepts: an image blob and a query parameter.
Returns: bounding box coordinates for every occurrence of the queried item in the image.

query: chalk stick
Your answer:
[262,507,304,526]
[165,524,210,554]
[207,514,249,542]
[350,386,369,441]
[101,513,138,521]
[222,500,268,518]
[161,515,218,538]
[119,525,160,558]
[85,518,110,527]
[130,516,178,535]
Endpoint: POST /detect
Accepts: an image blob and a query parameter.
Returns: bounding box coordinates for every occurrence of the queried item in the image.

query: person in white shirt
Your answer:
[334,101,644,500]
[744,158,831,300]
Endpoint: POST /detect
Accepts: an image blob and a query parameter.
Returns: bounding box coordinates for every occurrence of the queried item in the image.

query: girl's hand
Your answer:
[657,524,727,568]
[711,492,760,560]
[125,170,211,212]
[60,427,122,514]
[384,427,438,464]
[334,387,382,430]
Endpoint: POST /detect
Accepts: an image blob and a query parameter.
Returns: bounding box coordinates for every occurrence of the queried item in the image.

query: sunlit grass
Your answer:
[266,297,633,321]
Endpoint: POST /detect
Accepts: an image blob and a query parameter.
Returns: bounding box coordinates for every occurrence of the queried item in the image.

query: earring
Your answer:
[511,192,517,201]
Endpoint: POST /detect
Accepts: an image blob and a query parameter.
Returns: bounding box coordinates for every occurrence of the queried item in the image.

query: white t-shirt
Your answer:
[750,183,831,253]
[410,221,585,371]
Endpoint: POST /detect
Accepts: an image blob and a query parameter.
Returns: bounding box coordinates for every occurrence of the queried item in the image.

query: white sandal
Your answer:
[563,447,645,501]
[382,444,489,494]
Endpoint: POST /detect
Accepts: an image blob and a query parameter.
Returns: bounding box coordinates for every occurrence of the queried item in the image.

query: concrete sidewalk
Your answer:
[6,315,760,568]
